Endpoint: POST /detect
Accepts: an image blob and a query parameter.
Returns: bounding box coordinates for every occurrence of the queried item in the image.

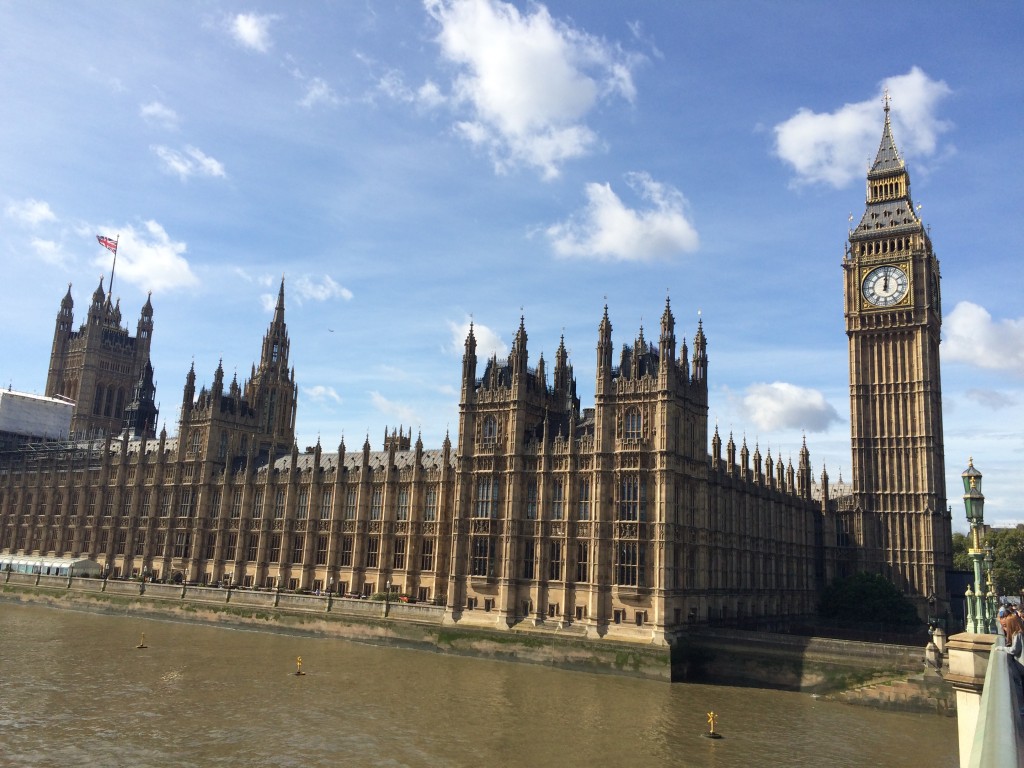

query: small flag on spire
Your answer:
[96,235,118,254]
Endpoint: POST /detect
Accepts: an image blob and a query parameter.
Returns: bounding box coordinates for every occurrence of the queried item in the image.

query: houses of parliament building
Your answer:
[0,107,953,643]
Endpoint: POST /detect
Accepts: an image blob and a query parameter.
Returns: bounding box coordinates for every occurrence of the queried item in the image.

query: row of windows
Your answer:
[91,383,127,420]
[4,474,654,525]
[478,475,636,521]
[32,528,443,574]
[480,409,645,445]
[3,514,652,589]
[522,541,590,582]
[485,535,643,586]
[7,485,442,524]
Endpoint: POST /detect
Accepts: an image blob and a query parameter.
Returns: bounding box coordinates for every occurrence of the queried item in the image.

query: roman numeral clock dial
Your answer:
[861,265,909,307]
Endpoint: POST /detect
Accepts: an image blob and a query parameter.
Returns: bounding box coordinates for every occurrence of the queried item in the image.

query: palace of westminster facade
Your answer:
[0,108,953,642]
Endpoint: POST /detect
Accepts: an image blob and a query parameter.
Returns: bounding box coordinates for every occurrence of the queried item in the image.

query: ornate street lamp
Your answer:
[962,458,995,633]
[984,546,997,620]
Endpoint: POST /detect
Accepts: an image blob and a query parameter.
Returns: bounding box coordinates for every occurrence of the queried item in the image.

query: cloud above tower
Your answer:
[426,0,638,179]
[229,13,278,53]
[447,317,508,359]
[152,145,227,181]
[773,67,952,188]
[546,173,698,261]
[944,301,1024,376]
[87,221,198,293]
[5,198,57,226]
[740,382,840,432]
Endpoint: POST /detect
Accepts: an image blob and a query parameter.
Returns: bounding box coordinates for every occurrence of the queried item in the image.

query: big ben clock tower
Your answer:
[843,99,953,611]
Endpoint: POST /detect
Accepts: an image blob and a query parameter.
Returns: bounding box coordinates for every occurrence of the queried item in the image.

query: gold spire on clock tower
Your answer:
[842,101,952,613]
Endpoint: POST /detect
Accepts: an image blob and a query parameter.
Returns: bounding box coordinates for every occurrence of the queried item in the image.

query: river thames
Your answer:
[0,602,956,767]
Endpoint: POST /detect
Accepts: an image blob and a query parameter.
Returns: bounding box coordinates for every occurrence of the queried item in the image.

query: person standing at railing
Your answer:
[997,607,1024,707]
[999,607,1024,647]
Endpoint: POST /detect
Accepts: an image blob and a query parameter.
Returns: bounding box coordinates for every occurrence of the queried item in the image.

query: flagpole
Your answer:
[108,234,119,298]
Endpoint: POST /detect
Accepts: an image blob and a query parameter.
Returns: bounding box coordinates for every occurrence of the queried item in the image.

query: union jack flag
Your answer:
[96,235,118,254]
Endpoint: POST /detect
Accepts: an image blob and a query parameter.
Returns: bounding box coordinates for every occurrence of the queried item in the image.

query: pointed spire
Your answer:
[660,294,674,335]
[597,303,613,388]
[91,276,106,308]
[869,92,903,176]
[274,275,286,324]
[691,312,707,383]
[599,303,611,339]
[61,283,74,309]
[461,321,478,400]
[213,358,225,393]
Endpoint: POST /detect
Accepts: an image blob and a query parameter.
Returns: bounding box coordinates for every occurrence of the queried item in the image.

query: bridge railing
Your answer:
[965,634,1024,768]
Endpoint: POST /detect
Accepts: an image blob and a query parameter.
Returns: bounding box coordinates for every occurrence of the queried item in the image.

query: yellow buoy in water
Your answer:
[704,711,723,739]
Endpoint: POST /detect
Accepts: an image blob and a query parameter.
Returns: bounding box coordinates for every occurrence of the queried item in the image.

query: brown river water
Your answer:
[0,602,957,767]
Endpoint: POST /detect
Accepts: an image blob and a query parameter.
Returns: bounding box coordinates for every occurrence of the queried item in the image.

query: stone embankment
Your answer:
[1,571,956,713]
[0,573,673,680]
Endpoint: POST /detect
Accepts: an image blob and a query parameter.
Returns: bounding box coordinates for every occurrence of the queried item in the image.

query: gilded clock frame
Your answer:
[858,262,911,310]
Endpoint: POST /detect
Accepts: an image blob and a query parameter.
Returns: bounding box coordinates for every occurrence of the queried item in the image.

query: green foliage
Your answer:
[952,532,972,572]
[955,528,1024,595]
[987,528,1024,596]
[819,572,922,629]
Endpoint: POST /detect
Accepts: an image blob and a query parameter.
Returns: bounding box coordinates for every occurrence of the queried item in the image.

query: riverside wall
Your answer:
[1,572,941,701]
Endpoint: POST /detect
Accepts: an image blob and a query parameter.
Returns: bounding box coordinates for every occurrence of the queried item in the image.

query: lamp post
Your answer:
[984,546,997,623]
[962,458,995,634]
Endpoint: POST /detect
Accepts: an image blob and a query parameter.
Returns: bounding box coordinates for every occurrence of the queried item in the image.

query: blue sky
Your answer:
[1,2,1021,529]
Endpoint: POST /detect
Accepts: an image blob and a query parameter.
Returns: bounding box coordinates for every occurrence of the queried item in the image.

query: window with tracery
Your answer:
[618,475,647,521]
[475,476,499,518]
[482,415,498,446]
[616,541,646,587]
[624,407,642,440]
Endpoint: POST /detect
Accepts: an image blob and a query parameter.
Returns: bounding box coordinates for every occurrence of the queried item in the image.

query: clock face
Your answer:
[862,265,909,307]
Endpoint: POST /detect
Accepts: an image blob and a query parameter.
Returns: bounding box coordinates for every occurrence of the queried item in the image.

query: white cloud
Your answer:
[30,238,66,266]
[740,382,840,432]
[376,70,446,110]
[140,101,179,129]
[774,67,952,188]
[305,385,342,404]
[426,0,637,179]
[965,389,1016,411]
[370,391,419,425]
[417,80,445,108]
[447,316,508,359]
[945,301,1024,375]
[230,13,276,53]
[292,275,354,303]
[299,77,339,108]
[6,198,57,226]
[546,172,698,261]
[89,220,198,293]
[152,145,226,180]
[259,293,277,312]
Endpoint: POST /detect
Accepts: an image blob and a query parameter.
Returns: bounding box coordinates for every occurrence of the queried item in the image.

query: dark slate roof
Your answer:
[852,198,922,239]
[868,110,903,178]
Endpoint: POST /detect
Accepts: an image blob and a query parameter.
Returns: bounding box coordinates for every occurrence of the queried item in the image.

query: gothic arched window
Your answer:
[624,407,642,440]
[482,415,498,446]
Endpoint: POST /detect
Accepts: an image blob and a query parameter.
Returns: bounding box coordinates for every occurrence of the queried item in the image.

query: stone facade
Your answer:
[841,101,954,610]
[0,108,953,644]
[44,279,154,439]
